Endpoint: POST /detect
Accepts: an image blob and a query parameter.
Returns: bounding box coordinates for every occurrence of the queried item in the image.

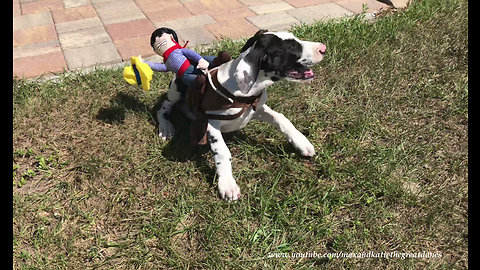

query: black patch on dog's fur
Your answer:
[240,30,308,81]
[174,77,188,100]
[240,29,269,53]
[207,131,218,144]
[261,36,305,76]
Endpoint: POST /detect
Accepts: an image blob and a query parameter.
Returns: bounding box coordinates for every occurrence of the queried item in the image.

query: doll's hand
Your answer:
[197,58,209,70]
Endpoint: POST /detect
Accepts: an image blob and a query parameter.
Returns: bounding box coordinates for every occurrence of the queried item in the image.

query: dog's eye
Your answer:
[283,42,296,50]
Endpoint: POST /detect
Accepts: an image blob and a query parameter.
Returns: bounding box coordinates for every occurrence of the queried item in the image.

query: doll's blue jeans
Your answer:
[180,55,216,87]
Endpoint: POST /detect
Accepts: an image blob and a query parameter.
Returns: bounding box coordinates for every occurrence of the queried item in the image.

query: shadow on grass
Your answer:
[96,91,217,185]
[160,109,218,187]
[96,92,154,124]
[95,90,309,189]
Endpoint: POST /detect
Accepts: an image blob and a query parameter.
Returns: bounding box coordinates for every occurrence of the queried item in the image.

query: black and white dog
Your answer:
[157,30,326,201]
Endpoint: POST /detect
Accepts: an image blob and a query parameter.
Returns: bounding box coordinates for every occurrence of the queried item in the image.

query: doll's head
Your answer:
[150,27,179,55]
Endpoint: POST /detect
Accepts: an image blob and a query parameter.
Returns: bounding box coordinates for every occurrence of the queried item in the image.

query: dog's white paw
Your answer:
[218,177,241,202]
[289,132,315,157]
[158,120,175,140]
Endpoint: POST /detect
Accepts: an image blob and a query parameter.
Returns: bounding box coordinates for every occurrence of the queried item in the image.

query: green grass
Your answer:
[13,0,467,268]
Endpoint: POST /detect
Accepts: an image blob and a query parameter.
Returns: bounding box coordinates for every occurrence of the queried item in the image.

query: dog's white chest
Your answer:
[216,107,257,133]
[209,91,267,133]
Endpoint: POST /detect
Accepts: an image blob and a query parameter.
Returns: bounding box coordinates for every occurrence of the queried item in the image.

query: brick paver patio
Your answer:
[13,0,408,79]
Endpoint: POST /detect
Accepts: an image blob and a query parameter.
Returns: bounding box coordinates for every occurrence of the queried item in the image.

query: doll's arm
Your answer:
[181,49,209,69]
[144,61,168,72]
[181,48,203,62]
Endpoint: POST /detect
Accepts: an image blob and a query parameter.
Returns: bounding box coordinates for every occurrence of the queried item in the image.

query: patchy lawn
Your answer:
[13,0,467,268]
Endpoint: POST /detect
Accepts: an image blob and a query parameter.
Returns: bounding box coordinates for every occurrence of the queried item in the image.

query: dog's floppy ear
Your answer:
[240,29,268,53]
[236,30,274,94]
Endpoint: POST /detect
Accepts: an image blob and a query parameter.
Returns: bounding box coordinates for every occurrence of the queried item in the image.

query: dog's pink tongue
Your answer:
[304,69,314,78]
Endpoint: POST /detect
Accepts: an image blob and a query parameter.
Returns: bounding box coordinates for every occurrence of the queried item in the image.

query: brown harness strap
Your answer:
[204,107,247,120]
[187,68,263,145]
[203,69,262,120]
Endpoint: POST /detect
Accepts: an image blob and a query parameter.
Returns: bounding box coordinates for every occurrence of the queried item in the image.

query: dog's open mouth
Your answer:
[285,68,314,81]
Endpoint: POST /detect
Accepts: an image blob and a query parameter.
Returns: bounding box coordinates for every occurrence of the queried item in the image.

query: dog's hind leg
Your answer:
[157,78,181,140]
[207,123,241,201]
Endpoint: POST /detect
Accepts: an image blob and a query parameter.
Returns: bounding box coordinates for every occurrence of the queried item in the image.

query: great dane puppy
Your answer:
[156,30,326,201]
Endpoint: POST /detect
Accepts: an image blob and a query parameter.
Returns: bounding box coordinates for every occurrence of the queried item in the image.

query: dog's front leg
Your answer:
[254,105,315,157]
[206,123,241,201]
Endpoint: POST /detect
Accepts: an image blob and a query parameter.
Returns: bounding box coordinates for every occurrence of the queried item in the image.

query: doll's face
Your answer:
[153,33,177,55]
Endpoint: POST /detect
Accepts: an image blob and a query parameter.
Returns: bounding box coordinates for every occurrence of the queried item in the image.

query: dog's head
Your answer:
[235,30,326,93]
